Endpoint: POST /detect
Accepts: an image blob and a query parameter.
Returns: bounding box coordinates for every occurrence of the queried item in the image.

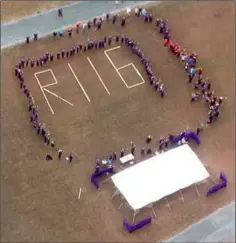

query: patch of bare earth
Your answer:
[1,1,235,242]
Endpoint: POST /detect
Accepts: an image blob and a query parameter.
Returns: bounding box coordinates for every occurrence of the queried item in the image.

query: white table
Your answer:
[120,153,134,164]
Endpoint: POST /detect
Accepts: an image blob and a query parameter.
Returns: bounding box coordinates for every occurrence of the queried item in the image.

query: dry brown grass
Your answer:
[1,1,235,242]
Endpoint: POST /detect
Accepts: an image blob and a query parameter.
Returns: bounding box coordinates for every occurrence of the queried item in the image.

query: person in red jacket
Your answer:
[164,38,169,47]
[169,40,176,53]
[174,45,181,57]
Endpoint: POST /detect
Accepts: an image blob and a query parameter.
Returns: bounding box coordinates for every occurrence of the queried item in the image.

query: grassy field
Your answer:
[1,1,235,242]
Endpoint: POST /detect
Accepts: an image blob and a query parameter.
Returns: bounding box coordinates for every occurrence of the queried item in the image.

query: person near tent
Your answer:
[51,141,55,148]
[141,148,145,156]
[58,149,63,159]
[46,154,53,161]
[95,161,100,173]
[147,148,152,155]
[112,152,117,161]
[107,159,113,168]
[196,125,204,136]
[146,135,152,143]
[120,148,125,158]
[68,153,74,163]
[131,144,136,155]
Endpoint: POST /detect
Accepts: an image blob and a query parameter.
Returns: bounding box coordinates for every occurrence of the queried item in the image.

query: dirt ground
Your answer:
[1,1,235,242]
[1,0,74,23]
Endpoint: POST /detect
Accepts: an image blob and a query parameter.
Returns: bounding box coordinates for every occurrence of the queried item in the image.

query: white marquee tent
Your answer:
[111,144,209,220]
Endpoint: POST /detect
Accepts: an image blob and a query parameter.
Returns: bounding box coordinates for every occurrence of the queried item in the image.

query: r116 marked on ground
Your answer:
[34,47,145,114]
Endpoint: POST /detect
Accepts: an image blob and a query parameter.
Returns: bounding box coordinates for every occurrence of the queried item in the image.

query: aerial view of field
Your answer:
[1,1,235,242]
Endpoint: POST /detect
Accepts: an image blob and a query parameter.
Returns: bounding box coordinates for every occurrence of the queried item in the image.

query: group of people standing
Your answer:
[16,6,224,166]
[154,17,224,125]
[14,65,74,162]
[119,34,167,97]
[94,8,225,167]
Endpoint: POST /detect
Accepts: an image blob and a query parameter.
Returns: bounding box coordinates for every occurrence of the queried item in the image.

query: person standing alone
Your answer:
[58,8,63,17]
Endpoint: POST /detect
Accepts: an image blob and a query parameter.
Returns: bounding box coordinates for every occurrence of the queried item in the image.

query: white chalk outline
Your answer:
[104,46,145,89]
[87,57,110,95]
[44,88,74,106]
[34,69,74,115]
[68,63,91,102]
[119,63,146,88]
[117,63,133,70]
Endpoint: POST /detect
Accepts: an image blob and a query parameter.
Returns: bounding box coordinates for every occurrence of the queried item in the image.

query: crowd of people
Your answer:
[14,66,74,162]
[91,8,225,171]
[16,6,224,166]
[154,17,225,124]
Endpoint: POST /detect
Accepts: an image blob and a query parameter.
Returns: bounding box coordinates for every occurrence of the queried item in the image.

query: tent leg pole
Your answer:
[110,190,118,200]
[101,177,110,184]
[133,211,136,223]
[118,200,124,210]
[151,204,157,218]
[165,197,171,213]
[195,184,200,196]
[180,190,185,203]
[209,176,217,184]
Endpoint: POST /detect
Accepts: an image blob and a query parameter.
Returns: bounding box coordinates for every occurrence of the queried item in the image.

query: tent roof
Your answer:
[111,144,209,211]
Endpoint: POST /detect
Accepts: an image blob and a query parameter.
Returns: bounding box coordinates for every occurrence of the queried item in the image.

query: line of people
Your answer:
[21,31,167,97]
[16,31,167,164]
[155,17,224,124]
[94,126,203,172]
[14,66,74,163]
[120,35,166,97]
[94,9,224,168]
[26,11,129,43]
[17,6,225,168]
